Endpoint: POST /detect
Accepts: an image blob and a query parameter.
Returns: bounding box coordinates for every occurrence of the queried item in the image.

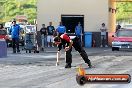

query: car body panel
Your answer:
[0,30,8,40]
[113,37,132,42]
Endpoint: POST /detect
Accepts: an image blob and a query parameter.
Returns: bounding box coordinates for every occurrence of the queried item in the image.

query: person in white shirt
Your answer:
[100,23,108,47]
[47,22,55,47]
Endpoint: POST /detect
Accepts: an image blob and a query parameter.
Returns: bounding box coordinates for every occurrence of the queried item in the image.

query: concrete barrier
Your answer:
[0,39,7,58]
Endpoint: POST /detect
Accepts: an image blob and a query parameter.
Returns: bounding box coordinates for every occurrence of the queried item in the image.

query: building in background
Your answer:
[37,0,120,47]
[37,0,117,32]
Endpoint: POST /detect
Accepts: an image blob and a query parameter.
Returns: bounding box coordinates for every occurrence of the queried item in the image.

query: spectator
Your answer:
[0,24,4,29]
[56,22,66,36]
[47,22,55,47]
[9,20,21,53]
[116,23,121,32]
[100,23,108,47]
[54,34,92,68]
[40,24,47,49]
[75,22,82,42]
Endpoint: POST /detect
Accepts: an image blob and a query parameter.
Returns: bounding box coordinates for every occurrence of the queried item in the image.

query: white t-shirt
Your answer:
[100,27,107,35]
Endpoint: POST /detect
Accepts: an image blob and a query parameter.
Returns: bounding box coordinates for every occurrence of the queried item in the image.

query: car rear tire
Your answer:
[112,47,115,51]
[112,47,119,51]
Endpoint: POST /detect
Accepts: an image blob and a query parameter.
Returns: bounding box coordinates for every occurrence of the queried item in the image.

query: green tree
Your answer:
[0,0,37,24]
[116,2,132,23]
[1,1,132,23]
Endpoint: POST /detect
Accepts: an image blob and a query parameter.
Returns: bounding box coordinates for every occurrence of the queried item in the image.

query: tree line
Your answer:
[0,1,132,24]
[116,2,132,23]
[0,0,37,24]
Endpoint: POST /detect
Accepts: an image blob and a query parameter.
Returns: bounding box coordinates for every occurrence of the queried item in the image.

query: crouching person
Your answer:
[54,33,92,68]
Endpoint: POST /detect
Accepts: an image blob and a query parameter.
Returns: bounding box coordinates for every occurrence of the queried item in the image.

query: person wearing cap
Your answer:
[9,21,21,53]
[54,33,92,68]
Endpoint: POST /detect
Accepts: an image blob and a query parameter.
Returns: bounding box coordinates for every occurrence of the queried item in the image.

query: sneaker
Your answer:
[17,50,21,53]
[56,62,59,66]
[65,63,71,68]
[17,52,21,54]
[87,62,92,68]
[88,64,92,68]
[100,45,103,47]
[13,49,16,53]
[105,45,108,47]
[41,48,44,51]
[13,51,16,53]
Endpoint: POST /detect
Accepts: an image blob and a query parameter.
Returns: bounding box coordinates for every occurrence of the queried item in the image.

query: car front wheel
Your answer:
[112,47,119,51]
